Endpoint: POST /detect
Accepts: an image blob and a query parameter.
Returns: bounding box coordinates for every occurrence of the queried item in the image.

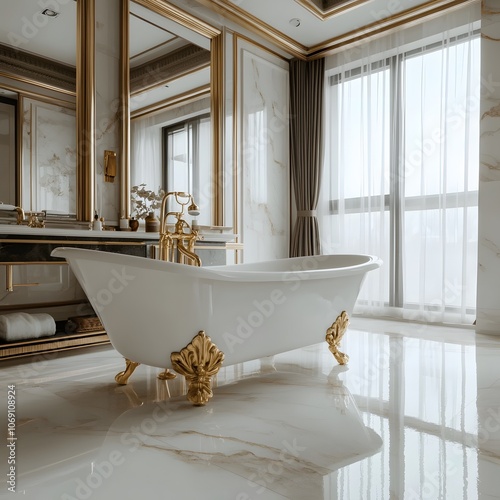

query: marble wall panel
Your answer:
[477,2,500,334]
[21,98,76,214]
[237,38,289,263]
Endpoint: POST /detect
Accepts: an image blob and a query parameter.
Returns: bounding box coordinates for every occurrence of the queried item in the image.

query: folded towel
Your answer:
[0,204,16,212]
[0,313,56,342]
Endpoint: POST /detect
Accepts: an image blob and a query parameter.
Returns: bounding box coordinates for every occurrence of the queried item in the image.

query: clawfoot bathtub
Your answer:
[51,248,381,405]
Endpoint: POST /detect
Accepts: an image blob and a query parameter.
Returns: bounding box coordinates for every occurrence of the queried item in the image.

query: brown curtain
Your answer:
[289,57,325,257]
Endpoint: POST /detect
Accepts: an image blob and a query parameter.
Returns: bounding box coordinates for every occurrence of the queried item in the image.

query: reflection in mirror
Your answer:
[21,97,76,215]
[129,2,212,226]
[0,0,77,218]
[0,93,17,205]
[163,114,211,225]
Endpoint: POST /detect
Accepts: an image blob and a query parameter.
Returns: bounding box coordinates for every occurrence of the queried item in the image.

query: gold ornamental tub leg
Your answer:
[170,331,225,406]
[325,311,350,365]
[115,358,140,385]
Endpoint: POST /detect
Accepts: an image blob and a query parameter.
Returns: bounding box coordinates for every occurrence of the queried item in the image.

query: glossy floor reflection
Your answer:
[1,318,499,499]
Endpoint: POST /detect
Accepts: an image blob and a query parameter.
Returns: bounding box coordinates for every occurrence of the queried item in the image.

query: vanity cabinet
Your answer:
[0,227,238,360]
[0,230,156,360]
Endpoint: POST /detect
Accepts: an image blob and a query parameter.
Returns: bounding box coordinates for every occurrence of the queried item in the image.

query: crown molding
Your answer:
[306,0,478,58]
[131,84,210,119]
[130,43,210,94]
[133,0,221,39]
[0,43,76,93]
[295,0,370,21]
[196,0,477,59]
[194,0,308,59]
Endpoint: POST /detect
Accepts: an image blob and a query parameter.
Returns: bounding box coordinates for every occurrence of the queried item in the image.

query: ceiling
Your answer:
[192,0,475,57]
[0,0,473,65]
[0,0,473,108]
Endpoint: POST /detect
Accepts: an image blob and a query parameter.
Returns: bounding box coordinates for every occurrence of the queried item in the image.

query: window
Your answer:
[163,114,211,225]
[321,31,480,323]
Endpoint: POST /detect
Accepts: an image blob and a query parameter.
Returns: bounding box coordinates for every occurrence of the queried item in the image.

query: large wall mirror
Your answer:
[0,0,78,216]
[127,0,223,226]
[0,0,223,225]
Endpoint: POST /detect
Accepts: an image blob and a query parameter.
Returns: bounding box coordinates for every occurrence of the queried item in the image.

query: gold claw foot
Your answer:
[157,369,177,380]
[170,331,225,406]
[115,358,140,385]
[325,311,350,365]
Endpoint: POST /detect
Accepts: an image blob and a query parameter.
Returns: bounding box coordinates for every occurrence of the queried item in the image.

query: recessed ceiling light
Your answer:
[42,8,60,18]
[289,18,301,28]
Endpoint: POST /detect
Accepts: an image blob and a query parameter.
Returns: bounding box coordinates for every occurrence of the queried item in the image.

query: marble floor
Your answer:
[0,318,499,499]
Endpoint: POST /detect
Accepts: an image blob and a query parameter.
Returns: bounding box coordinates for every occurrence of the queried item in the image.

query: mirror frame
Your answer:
[76,0,95,222]
[122,0,224,225]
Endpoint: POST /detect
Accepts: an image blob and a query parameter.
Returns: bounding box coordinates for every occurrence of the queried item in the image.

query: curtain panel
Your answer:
[319,4,480,325]
[289,57,325,257]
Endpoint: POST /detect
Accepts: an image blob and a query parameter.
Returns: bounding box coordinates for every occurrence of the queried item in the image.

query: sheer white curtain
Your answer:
[130,116,163,194]
[320,4,480,324]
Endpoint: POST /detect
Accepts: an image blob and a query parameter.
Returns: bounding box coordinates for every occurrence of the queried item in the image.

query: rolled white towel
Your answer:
[0,313,56,342]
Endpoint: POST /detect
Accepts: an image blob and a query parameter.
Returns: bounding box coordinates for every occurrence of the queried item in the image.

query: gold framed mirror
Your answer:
[0,0,78,218]
[122,0,224,226]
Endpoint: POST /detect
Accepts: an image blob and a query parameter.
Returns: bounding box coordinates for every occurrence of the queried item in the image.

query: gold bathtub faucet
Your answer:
[158,192,202,266]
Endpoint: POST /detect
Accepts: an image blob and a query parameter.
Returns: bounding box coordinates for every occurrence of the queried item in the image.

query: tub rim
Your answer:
[51,247,382,283]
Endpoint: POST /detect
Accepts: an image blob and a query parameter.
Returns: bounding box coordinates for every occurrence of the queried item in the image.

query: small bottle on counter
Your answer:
[92,211,102,231]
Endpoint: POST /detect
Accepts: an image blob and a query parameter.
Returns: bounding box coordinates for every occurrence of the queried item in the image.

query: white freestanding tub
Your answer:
[52,248,380,403]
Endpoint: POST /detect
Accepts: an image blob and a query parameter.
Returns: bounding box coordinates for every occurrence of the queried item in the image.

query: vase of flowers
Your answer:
[130,184,165,231]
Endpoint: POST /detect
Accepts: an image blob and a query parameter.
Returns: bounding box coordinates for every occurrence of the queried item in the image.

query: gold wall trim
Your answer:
[129,36,180,63]
[16,96,23,206]
[133,0,221,39]
[211,33,224,227]
[121,1,131,219]
[231,31,290,63]
[0,71,76,97]
[29,101,33,211]
[76,0,95,222]
[232,34,239,263]
[197,0,476,60]
[295,0,370,20]
[131,84,210,119]
[16,92,76,110]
